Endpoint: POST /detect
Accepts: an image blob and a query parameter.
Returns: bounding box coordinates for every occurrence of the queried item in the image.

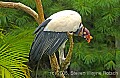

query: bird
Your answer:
[28,10,92,76]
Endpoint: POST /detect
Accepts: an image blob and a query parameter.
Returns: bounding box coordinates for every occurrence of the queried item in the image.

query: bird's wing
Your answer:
[29,31,68,65]
[34,19,52,34]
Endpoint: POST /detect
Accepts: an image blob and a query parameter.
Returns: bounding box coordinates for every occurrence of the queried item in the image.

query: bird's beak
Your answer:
[86,34,93,43]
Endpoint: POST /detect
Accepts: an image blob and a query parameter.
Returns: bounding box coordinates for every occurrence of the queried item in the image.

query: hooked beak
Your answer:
[86,34,93,43]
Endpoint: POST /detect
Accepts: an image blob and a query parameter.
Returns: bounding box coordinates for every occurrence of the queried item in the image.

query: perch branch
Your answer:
[49,53,65,78]
[0,1,39,23]
[49,53,60,73]
[61,32,74,71]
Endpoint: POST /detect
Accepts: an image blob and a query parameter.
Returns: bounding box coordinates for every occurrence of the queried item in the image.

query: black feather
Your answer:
[34,19,51,34]
[47,33,68,55]
[29,31,68,65]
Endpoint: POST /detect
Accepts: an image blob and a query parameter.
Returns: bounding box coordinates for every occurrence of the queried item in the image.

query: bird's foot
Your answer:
[62,58,70,69]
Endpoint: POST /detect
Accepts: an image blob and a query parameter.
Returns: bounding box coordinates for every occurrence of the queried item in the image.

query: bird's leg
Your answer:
[59,32,73,70]
[59,41,67,65]
[61,32,74,71]
[59,41,70,70]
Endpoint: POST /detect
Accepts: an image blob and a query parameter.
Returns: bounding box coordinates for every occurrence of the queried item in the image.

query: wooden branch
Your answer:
[61,32,74,71]
[0,1,39,23]
[49,53,60,73]
[35,0,45,24]
[49,53,65,78]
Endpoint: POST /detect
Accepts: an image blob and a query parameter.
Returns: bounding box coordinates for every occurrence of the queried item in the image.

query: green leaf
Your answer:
[83,54,96,65]
[116,50,120,68]
[0,27,34,78]
[102,14,114,24]
[104,52,114,63]
[70,62,80,70]
[20,0,36,8]
[104,61,115,70]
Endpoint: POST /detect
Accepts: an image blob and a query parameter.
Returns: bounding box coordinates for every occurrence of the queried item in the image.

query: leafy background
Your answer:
[0,0,120,78]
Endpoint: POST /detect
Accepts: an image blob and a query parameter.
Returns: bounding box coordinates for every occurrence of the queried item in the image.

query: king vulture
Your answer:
[29,10,92,68]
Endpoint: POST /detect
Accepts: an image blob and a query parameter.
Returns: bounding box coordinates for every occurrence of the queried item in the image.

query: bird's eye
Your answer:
[84,36,86,38]
[83,32,86,35]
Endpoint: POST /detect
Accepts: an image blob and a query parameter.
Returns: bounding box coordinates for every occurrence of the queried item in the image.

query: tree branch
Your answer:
[35,0,45,24]
[0,1,39,23]
[49,53,60,77]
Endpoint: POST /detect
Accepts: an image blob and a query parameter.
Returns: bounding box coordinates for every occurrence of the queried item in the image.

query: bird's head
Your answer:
[74,23,93,43]
[82,27,93,43]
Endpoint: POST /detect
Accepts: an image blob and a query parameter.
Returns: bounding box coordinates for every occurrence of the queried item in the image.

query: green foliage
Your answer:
[116,50,120,68]
[0,66,13,78]
[104,52,115,63]
[0,28,5,41]
[0,8,37,31]
[0,0,38,78]
[42,0,73,17]
[104,61,116,70]
[70,62,80,70]
[0,8,18,29]
[72,0,93,16]
[67,1,119,76]
[42,0,64,17]
[0,27,35,78]
[20,0,36,9]
[83,54,96,65]
[71,0,120,37]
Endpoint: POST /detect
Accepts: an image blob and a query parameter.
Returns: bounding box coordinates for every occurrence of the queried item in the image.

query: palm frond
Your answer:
[0,27,34,78]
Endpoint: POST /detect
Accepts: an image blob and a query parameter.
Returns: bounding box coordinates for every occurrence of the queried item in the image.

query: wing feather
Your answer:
[34,19,51,34]
[29,31,68,65]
